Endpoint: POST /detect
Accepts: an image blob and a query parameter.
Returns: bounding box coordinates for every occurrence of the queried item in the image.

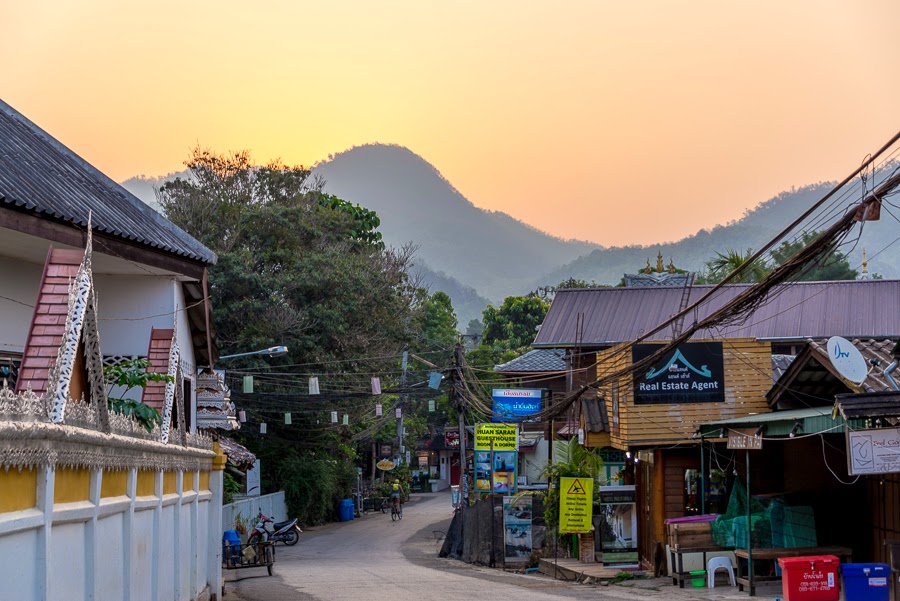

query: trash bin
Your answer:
[842,564,890,601]
[778,555,840,601]
[339,499,355,522]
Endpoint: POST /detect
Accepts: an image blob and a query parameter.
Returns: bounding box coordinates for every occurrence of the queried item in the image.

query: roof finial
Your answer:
[668,257,677,273]
[656,251,664,273]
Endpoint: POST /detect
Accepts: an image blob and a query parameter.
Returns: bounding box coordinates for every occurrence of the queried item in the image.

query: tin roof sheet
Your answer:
[534,279,900,347]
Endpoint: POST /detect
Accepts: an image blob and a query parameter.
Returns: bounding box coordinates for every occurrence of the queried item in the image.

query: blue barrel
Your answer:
[842,564,890,601]
[339,499,355,522]
[222,529,241,565]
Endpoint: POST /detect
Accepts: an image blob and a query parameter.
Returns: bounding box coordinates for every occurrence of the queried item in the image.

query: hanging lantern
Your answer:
[376,404,383,417]
[260,422,267,434]
[309,377,320,395]
[284,412,292,425]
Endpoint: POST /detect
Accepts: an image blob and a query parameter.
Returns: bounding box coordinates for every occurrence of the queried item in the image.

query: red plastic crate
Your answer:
[778,555,840,601]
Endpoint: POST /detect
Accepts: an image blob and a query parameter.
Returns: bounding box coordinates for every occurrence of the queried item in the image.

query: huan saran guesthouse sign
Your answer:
[632,342,725,405]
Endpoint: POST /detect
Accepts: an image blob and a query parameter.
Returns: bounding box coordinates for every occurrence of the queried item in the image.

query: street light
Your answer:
[219,346,288,360]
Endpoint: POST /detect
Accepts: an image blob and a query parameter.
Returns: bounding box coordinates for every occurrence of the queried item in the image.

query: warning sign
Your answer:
[566,480,587,495]
[559,477,593,534]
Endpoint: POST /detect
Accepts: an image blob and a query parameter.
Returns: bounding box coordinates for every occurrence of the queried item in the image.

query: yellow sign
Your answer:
[559,477,594,534]
[376,460,396,471]
[475,424,518,451]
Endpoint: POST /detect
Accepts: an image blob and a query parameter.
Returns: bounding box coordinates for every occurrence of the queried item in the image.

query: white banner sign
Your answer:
[847,428,900,475]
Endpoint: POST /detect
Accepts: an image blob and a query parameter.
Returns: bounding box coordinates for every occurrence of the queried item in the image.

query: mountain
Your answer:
[532,180,900,287]
[312,144,598,301]
[409,263,492,327]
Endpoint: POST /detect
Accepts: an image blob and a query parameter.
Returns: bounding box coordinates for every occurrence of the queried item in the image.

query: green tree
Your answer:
[480,295,550,351]
[158,148,425,524]
[770,231,858,281]
[418,291,458,351]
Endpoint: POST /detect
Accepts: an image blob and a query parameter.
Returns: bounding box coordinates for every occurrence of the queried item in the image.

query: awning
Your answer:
[835,391,900,420]
[219,437,257,470]
[518,434,543,451]
[697,407,862,438]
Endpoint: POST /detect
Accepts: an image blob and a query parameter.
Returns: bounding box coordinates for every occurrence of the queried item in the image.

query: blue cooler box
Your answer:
[841,563,890,601]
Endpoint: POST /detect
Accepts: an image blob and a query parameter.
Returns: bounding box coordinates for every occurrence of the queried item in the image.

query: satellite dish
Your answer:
[826,336,867,385]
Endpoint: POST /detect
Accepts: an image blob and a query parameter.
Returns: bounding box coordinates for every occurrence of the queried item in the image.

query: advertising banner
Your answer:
[599,485,638,567]
[503,495,533,562]
[474,424,518,493]
[475,424,518,451]
[491,388,543,422]
[632,342,725,404]
[559,477,593,534]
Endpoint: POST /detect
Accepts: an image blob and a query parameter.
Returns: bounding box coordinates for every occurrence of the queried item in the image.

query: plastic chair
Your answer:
[707,556,736,588]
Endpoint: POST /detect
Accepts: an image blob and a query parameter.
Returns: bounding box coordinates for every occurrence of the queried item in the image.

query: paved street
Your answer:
[224,491,778,601]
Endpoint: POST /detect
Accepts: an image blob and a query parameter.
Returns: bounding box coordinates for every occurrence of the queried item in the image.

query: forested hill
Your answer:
[312,144,599,300]
[533,181,900,288]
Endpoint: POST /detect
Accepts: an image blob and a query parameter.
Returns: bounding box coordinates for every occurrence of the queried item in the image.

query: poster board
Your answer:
[599,485,638,567]
[474,424,518,493]
[503,495,533,562]
[847,427,900,475]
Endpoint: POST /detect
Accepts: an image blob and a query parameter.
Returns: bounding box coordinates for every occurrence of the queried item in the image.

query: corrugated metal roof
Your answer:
[0,99,215,265]
[534,280,900,347]
[494,348,566,373]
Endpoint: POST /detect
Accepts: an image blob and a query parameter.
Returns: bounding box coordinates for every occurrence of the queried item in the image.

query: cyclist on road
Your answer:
[390,479,404,513]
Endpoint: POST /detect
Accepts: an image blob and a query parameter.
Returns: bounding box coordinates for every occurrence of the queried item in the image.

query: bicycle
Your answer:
[391,496,402,521]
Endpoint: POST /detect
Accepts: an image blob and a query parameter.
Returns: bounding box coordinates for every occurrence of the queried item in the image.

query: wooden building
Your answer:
[532,282,900,570]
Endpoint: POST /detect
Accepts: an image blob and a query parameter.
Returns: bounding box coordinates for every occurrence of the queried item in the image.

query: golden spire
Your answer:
[668,257,677,273]
[862,248,868,274]
[656,251,664,273]
[644,258,652,274]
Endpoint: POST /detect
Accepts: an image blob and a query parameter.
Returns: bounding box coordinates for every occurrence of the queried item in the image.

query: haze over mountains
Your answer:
[123,145,900,327]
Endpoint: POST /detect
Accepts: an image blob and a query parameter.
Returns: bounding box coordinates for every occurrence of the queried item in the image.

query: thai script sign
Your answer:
[632,342,725,404]
[559,477,593,534]
[491,388,542,422]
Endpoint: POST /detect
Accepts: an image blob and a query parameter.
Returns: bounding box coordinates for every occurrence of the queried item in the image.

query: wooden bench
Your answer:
[734,546,853,596]
[667,521,730,588]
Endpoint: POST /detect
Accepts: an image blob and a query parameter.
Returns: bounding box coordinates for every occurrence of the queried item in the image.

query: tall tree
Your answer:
[480,295,550,351]
[770,231,858,281]
[157,148,424,524]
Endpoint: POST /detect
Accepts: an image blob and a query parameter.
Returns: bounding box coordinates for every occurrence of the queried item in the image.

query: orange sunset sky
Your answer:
[3,1,900,247]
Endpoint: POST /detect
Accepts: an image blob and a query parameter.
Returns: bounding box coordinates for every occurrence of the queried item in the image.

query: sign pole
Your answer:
[490,439,496,567]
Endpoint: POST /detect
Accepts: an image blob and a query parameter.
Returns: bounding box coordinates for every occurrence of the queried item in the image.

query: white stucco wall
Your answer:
[0,467,219,601]
[0,256,43,354]
[93,275,177,357]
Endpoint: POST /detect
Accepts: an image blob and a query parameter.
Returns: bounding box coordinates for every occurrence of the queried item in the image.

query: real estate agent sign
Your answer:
[632,342,725,404]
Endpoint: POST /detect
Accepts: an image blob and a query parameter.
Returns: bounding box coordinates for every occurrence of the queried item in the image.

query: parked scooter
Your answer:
[248,511,302,546]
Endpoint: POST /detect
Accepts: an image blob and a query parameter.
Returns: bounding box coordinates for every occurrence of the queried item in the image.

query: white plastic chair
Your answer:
[707,556,736,588]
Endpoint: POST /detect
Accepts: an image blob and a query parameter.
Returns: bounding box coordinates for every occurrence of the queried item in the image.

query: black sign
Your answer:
[632,342,725,405]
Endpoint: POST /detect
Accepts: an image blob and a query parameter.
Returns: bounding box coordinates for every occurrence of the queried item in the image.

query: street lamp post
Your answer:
[218,346,288,360]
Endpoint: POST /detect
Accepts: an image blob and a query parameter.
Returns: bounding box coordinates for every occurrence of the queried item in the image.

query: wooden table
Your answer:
[734,546,853,596]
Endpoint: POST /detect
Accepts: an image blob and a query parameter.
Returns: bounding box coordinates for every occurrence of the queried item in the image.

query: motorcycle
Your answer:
[247,511,302,546]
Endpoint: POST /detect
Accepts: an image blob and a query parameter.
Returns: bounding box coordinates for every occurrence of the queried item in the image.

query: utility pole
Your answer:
[398,350,408,462]
[451,343,467,508]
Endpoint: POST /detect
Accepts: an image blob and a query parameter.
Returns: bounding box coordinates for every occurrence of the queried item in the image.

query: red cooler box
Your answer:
[778,555,840,601]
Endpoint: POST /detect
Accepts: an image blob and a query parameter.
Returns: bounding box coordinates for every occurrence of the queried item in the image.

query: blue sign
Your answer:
[491,388,543,422]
